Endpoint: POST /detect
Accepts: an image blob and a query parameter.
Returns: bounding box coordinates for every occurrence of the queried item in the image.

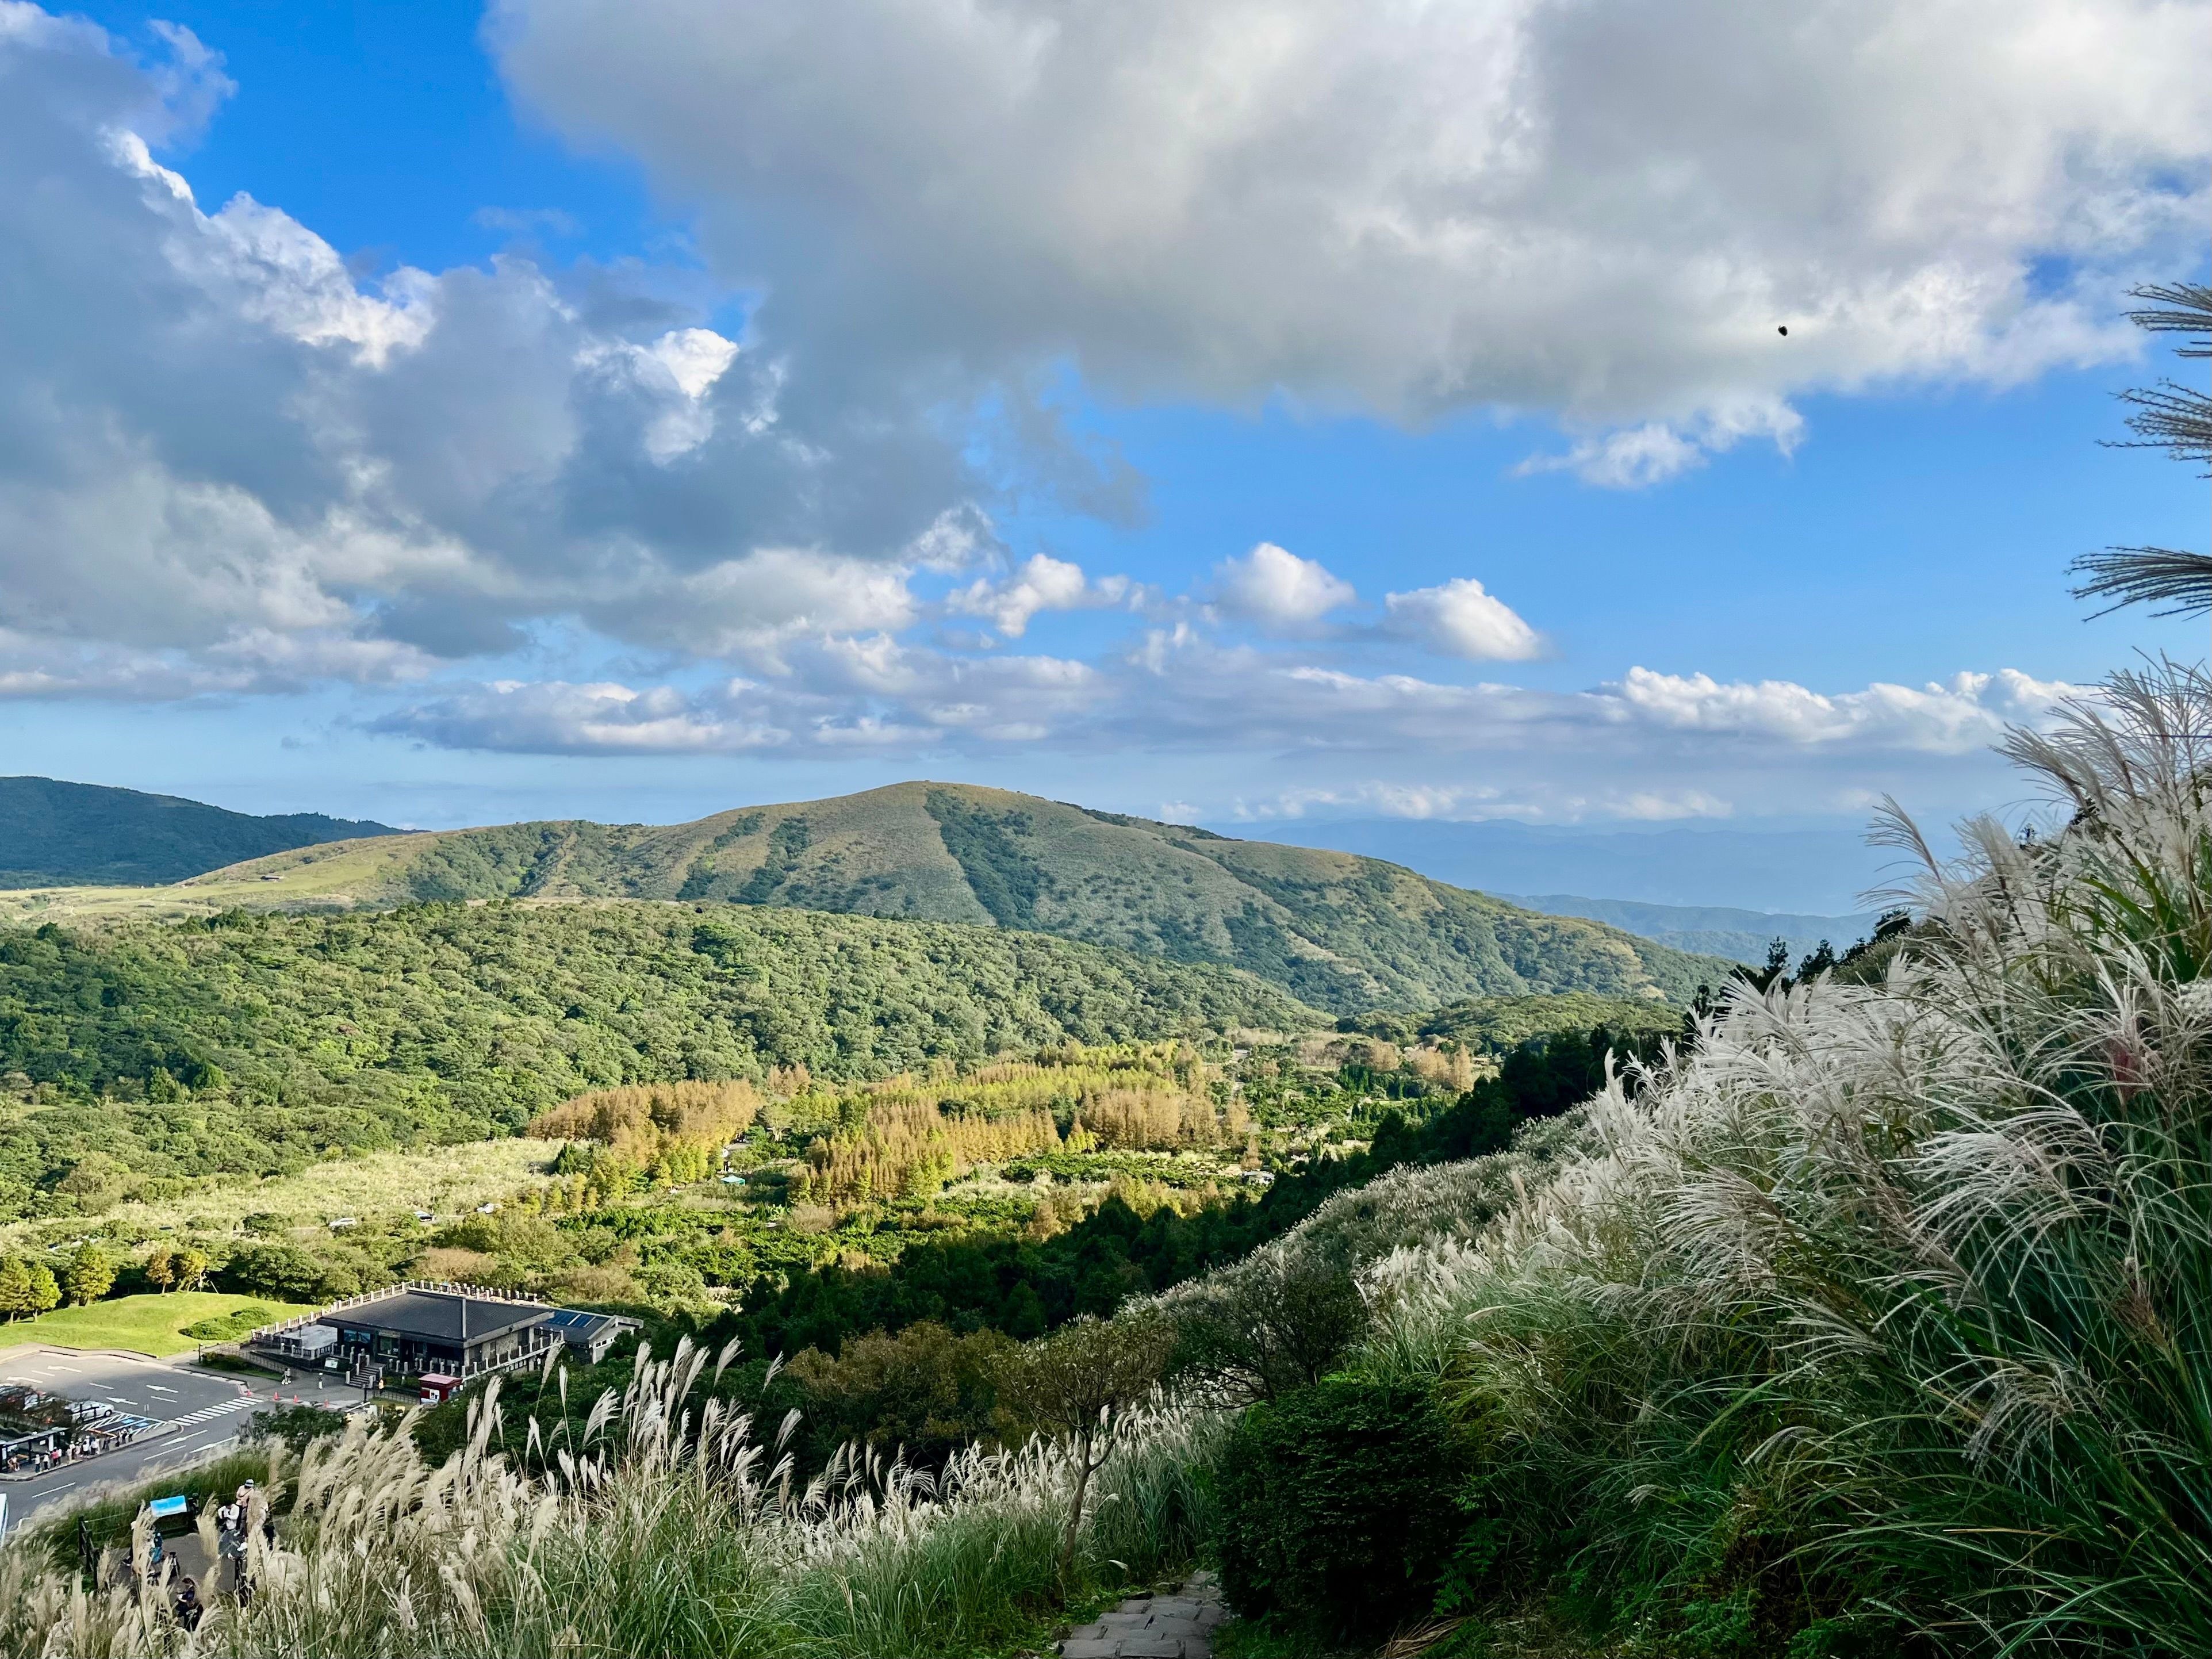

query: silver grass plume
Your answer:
[2072,282,2212,618]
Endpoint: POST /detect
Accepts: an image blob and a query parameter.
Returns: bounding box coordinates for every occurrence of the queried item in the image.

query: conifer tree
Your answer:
[0,1255,30,1320]
[61,1242,114,1307]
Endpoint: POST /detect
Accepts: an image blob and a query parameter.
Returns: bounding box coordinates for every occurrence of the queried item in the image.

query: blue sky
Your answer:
[0,1,2205,899]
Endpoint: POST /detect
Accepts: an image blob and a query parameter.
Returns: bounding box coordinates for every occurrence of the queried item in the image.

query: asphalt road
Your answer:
[0,1345,317,1526]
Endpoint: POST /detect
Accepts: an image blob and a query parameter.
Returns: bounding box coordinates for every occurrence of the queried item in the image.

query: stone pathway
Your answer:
[1057,1569,1230,1659]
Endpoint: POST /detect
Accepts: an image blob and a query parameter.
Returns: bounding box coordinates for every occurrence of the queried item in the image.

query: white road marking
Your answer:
[147,1385,177,1395]
[166,1398,257,1428]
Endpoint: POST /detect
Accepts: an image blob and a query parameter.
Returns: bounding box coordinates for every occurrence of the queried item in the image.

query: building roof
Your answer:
[544,1308,628,1334]
[321,1291,552,1346]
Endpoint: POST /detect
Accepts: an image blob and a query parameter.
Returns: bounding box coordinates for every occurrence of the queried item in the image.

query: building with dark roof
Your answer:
[543,1307,639,1365]
[257,1286,551,1379]
[325,1290,551,1374]
[252,1285,640,1381]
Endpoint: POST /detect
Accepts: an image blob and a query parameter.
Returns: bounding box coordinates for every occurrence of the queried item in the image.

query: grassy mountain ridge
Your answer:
[185,783,1730,1012]
[0,775,397,887]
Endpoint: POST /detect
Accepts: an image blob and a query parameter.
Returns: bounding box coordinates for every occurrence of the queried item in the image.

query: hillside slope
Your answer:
[189,783,1730,1011]
[0,776,397,887]
[0,900,1310,1212]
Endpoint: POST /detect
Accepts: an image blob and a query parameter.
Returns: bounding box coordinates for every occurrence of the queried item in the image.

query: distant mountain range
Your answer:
[148,781,1731,1015]
[1502,894,1884,967]
[1240,817,1902,915]
[0,776,398,888]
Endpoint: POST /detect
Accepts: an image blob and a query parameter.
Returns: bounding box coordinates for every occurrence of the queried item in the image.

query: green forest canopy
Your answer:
[0,899,1311,1220]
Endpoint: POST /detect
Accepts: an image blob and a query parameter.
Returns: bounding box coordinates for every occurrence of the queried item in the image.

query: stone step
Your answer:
[1057,1574,1230,1659]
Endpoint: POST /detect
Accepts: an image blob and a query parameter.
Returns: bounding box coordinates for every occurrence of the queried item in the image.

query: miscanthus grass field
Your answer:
[11,661,2212,1656]
[5,1340,1219,1659]
[1347,662,2212,1656]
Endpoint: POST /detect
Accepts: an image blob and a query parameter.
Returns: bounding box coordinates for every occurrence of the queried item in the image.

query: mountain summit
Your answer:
[192,782,1727,1013]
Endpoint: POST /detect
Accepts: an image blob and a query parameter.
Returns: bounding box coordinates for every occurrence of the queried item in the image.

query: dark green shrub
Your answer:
[180,1303,274,1340]
[219,1241,330,1300]
[1162,1247,1368,1404]
[247,1401,351,1452]
[194,1350,280,1378]
[785,1320,1014,1469]
[1212,1377,1467,1641]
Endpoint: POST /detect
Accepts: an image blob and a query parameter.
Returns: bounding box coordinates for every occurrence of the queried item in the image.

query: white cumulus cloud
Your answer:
[494,0,2211,476]
[378,679,788,754]
[585,547,925,668]
[1383,578,1543,661]
[1611,667,2075,748]
[0,12,982,693]
[1212,543,1356,628]
[0,2,2148,831]
[1233,780,1736,824]
[378,635,2076,768]
[948,553,1133,638]
[366,628,2083,823]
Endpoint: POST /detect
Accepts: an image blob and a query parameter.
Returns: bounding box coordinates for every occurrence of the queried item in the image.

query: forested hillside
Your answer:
[1335,989,1689,1048]
[0,901,1309,1218]
[186,782,1728,1012]
[718,1019,1654,1370]
[379,1016,1658,1479]
[0,775,396,887]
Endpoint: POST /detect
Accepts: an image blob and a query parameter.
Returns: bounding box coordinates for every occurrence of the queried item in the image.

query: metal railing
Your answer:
[245,1280,550,1347]
[452,1328,565,1382]
[245,1282,580,1391]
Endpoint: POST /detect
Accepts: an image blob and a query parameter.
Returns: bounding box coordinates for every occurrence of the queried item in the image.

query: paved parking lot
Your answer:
[0,1345,281,1524]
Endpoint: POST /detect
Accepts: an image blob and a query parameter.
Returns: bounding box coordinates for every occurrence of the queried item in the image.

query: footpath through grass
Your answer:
[0,1289,315,1355]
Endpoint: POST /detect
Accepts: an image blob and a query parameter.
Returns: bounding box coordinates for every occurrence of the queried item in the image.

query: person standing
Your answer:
[214,1482,249,1595]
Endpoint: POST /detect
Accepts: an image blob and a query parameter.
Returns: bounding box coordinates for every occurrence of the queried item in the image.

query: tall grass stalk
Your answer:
[1,1336,1220,1657]
[1360,661,2212,1653]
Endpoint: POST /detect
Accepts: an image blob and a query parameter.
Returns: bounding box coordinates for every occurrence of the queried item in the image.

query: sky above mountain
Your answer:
[0,0,2205,856]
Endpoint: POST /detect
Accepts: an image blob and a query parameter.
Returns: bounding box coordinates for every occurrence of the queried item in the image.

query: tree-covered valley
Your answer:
[0,898,1315,1217]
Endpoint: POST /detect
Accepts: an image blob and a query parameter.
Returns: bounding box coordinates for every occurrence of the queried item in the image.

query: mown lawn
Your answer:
[0,1290,316,1356]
